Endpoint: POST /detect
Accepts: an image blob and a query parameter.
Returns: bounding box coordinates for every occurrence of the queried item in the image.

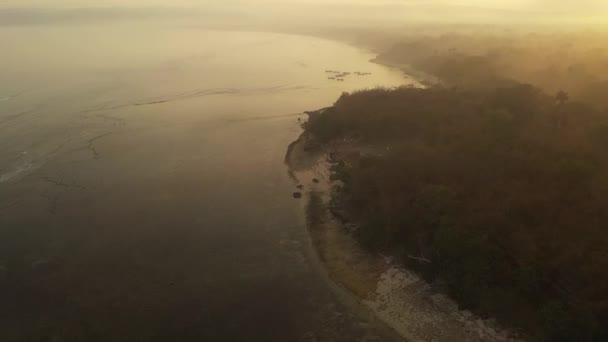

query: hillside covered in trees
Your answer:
[305,85,608,341]
[374,32,608,112]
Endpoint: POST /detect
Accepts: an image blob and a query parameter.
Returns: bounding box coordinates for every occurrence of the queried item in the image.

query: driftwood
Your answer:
[408,255,432,264]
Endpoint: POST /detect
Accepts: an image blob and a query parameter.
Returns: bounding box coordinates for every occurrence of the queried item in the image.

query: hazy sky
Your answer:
[1,1,606,26]
[1,0,606,11]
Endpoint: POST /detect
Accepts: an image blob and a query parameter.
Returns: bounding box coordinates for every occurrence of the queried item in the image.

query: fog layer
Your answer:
[2,1,607,28]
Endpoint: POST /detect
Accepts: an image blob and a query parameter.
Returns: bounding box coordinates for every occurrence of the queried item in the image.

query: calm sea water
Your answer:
[0,24,411,341]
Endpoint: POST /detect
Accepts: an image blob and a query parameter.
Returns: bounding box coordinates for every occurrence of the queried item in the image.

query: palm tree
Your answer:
[555,90,569,106]
[554,90,569,129]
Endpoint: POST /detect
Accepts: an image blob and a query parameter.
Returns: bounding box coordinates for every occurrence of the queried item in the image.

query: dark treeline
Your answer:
[306,85,608,341]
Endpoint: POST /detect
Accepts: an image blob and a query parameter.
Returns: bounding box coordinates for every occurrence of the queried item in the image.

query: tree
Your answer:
[556,90,569,106]
[554,90,570,128]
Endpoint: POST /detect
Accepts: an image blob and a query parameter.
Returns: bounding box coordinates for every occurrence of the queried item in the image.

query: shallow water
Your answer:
[0,24,411,341]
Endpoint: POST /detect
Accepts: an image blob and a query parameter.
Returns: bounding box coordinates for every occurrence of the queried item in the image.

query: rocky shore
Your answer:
[285,110,520,342]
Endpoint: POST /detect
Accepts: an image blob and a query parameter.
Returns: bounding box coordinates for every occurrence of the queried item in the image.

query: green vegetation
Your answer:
[306,85,608,341]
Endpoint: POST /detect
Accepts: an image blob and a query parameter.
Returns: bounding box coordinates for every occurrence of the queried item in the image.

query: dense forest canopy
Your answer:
[306,85,608,341]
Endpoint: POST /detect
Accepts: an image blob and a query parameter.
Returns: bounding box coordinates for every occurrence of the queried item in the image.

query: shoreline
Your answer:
[369,57,440,88]
[286,111,520,342]
[285,130,405,342]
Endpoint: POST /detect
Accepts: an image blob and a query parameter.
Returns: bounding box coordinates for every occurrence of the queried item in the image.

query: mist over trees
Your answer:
[373,31,608,112]
[302,19,608,342]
